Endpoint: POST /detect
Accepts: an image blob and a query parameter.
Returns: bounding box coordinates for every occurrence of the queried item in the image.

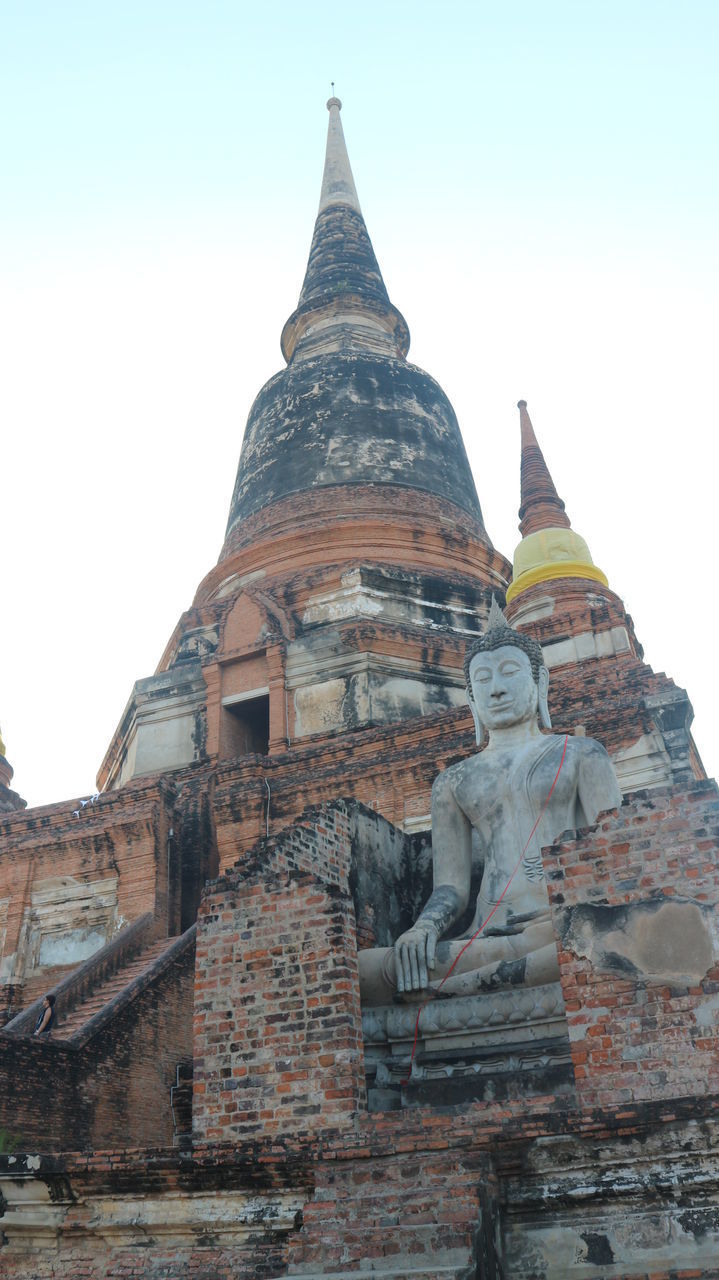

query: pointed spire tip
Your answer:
[318,93,360,216]
[516,400,571,536]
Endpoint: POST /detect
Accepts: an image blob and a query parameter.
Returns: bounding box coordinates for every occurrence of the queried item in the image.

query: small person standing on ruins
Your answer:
[33,994,56,1036]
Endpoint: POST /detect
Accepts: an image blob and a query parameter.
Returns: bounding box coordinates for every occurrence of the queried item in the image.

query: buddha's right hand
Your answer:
[394,920,439,992]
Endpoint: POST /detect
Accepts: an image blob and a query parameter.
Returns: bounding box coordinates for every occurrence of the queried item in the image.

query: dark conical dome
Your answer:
[222,100,489,555]
[225,351,483,534]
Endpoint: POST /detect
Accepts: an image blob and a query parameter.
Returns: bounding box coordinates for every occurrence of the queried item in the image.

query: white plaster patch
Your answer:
[0,1166,68,1248]
[25,875,118,973]
[84,1189,307,1246]
[508,593,557,625]
[38,927,107,967]
[290,654,467,736]
[567,1021,587,1042]
[542,626,631,670]
[294,318,398,360]
[302,577,384,625]
[612,731,673,793]
[694,992,719,1027]
[294,676,366,737]
[213,568,267,601]
[286,637,465,689]
[102,666,207,789]
[567,901,715,985]
[401,813,431,834]
[372,676,466,719]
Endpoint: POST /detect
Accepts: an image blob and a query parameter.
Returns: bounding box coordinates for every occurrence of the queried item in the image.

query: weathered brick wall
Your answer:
[0,1241,288,1279]
[0,1144,305,1279]
[193,804,366,1144]
[216,481,501,575]
[546,780,719,1109]
[3,1096,718,1278]
[0,777,176,1015]
[285,1147,493,1276]
[507,578,641,655]
[212,709,460,867]
[0,1247,287,1279]
[0,940,194,1151]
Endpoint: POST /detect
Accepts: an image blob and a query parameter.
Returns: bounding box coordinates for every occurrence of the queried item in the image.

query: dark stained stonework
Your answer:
[0,756,25,814]
[222,99,485,553]
[296,204,392,313]
[280,203,411,360]
[224,350,486,536]
[0,782,25,815]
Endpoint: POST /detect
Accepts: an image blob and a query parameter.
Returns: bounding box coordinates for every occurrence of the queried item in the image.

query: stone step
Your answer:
[285,1268,466,1279]
[288,1238,473,1278]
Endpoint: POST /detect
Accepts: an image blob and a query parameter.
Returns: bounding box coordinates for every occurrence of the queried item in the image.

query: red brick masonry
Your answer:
[546,779,719,1109]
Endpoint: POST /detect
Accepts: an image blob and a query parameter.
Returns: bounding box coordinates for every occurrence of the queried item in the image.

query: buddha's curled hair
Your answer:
[464,598,545,689]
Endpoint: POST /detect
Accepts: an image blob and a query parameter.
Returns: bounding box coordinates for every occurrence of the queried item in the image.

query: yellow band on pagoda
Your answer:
[506,561,609,603]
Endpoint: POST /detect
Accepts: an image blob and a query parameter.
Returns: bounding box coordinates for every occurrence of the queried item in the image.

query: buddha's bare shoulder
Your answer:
[432,734,616,795]
[534,733,617,784]
[562,733,622,816]
[431,752,481,801]
[562,734,614,764]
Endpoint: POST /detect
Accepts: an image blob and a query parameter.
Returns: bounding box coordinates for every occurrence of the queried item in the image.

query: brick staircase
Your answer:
[22,965,78,1008]
[2,916,197,1045]
[54,937,177,1039]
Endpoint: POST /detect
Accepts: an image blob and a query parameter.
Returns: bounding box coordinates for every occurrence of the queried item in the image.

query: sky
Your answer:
[1,0,717,808]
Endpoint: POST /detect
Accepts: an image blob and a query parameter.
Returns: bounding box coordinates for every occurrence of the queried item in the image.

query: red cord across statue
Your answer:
[359,600,621,1005]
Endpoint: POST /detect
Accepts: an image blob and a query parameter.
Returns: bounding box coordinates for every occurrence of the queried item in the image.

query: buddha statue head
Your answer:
[464,599,551,744]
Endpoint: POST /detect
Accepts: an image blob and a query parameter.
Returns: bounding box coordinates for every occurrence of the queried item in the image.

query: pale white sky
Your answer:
[1,1,717,808]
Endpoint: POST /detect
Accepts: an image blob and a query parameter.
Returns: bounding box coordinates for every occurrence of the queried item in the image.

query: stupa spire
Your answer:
[318,97,361,215]
[220,101,491,559]
[281,99,409,363]
[517,400,571,537]
[507,401,608,603]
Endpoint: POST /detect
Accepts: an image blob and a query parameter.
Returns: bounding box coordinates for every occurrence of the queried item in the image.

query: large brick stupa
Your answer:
[0,101,717,1279]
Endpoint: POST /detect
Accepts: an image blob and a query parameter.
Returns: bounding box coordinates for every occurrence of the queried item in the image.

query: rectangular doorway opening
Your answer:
[222,692,270,758]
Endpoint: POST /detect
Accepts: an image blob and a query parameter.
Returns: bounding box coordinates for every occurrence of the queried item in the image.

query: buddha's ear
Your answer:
[538,665,551,729]
[468,690,487,746]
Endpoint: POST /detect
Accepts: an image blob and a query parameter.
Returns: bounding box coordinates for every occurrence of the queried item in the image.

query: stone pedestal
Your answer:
[363,983,574,1110]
